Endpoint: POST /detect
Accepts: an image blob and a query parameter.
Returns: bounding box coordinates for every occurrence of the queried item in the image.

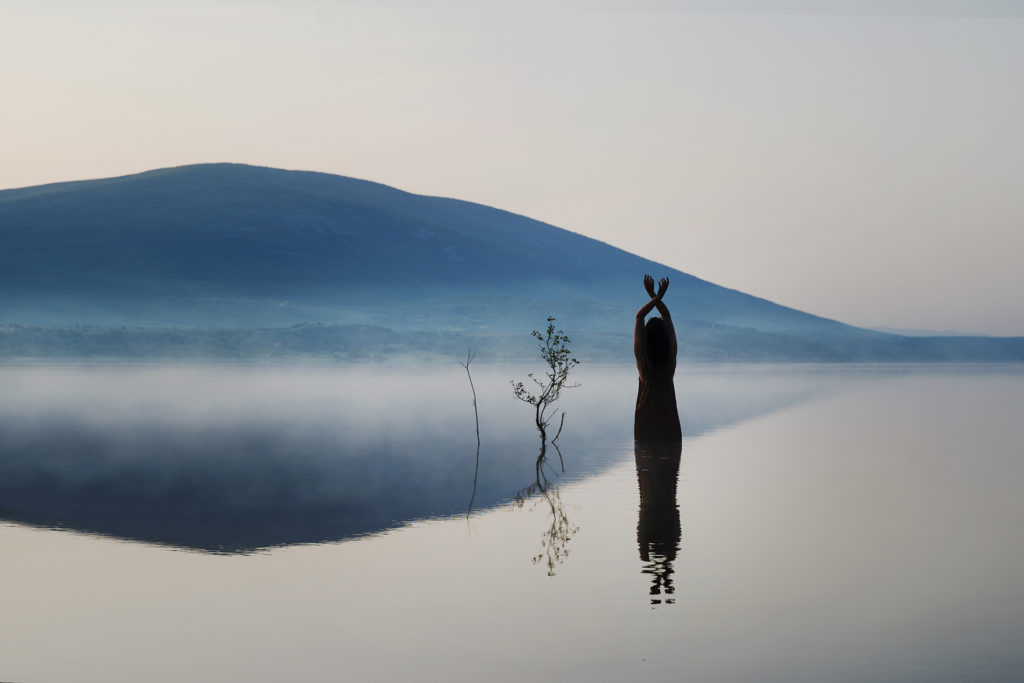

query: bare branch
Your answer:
[459,349,481,517]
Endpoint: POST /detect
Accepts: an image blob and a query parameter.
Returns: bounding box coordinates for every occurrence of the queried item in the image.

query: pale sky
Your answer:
[2,0,1022,335]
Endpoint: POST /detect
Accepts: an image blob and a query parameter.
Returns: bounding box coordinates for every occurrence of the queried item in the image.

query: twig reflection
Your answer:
[514,429,577,576]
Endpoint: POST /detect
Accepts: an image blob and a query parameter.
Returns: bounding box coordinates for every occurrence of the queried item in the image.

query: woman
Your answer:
[634,274,682,443]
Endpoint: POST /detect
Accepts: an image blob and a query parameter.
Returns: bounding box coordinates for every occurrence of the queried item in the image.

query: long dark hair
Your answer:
[643,317,674,375]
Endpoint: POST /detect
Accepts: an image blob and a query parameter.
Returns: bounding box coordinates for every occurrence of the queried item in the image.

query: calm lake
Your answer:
[1,362,1022,682]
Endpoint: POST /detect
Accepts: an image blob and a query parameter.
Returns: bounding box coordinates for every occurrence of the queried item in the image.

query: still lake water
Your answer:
[1,362,1022,682]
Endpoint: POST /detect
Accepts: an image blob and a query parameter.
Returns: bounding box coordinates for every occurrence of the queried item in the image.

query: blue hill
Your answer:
[1,163,1020,361]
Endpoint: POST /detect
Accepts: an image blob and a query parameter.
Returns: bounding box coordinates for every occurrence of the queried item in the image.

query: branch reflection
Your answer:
[635,442,682,605]
[514,438,578,576]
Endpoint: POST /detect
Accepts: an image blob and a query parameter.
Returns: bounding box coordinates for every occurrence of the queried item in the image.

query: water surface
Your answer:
[1,363,1021,681]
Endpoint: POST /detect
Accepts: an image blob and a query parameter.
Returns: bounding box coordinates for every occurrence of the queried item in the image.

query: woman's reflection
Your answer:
[635,442,682,605]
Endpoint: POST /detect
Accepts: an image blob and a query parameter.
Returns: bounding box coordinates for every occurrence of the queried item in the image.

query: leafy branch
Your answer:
[511,316,580,453]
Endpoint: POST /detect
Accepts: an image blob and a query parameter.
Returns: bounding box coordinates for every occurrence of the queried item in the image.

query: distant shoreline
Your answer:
[3,323,1022,363]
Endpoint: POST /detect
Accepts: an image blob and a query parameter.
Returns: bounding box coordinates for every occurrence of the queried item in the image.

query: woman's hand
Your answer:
[644,274,656,298]
[657,277,669,297]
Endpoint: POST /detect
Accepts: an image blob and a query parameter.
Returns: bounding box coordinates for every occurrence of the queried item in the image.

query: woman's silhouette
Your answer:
[634,274,682,443]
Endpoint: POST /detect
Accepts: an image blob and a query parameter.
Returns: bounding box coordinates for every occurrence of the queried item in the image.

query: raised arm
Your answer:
[635,275,662,363]
[634,299,657,365]
[654,277,677,358]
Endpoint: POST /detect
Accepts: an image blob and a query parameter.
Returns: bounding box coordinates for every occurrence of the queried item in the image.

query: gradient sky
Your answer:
[2,0,1022,334]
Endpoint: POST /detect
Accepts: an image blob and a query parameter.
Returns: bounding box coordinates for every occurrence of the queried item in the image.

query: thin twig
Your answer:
[458,349,481,516]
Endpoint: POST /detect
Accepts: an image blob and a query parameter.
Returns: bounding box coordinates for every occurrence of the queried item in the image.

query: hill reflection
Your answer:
[0,363,854,552]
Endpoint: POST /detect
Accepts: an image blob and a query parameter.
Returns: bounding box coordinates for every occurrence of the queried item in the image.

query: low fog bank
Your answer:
[3,323,1023,363]
[0,363,892,551]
